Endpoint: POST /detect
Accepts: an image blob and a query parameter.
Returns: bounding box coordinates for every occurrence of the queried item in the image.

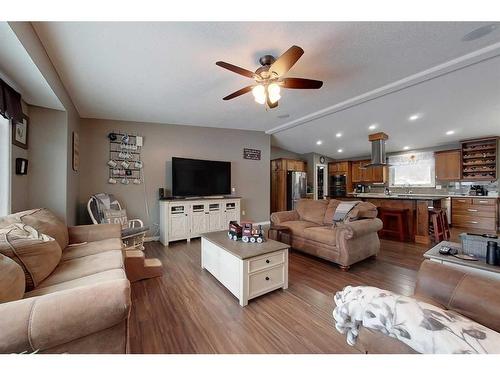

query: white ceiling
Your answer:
[0,22,63,110]
[30,22,500,157]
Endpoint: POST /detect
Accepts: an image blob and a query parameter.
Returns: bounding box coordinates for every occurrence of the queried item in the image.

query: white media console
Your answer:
[159,197,241,246]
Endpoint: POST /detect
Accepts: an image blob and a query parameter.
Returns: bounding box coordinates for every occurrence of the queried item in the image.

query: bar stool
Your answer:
[429,208,450,242]
[378,208,409,242]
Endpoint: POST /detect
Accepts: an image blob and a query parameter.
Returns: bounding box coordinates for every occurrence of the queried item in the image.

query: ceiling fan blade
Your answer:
[281,78,323,89]
[216,61,256,79]
[223,86,254,100]
[269,45,304,77]
[266,96,278,109]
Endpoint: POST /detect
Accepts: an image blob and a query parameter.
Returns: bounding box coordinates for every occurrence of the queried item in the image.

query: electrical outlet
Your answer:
[231,187,236,193]
[436,185,442,190]
[242,210,246,216]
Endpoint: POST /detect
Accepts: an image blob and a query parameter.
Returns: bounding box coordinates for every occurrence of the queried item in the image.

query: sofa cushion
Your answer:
[38,250,123,288]
[0,223,62,291]
[279,221,322,237]
[296,199,328,225]
[324,200,341,224]
[15,208,69,249]
[303,226,337,246]
[25,269,126,298]
[62,238,123,261]
[0,253,25,303]
[347,201,378,221]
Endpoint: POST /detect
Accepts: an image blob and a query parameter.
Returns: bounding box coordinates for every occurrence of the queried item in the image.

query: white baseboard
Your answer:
[145,236,159,242]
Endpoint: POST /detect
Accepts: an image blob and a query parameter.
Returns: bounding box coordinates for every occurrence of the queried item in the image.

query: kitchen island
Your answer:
[351,193,444,244]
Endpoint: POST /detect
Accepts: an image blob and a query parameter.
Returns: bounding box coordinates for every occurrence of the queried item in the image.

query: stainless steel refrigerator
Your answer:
[287,171,307,210]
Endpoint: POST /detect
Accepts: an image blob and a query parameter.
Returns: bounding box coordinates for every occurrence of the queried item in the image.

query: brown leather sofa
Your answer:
[271,199,383,269]
[0,208,130,354]
[355,260,500,353]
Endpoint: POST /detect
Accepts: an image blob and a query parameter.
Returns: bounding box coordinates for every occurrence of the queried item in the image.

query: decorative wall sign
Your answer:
[108,132,143,185]
[72,131,79,172]
[243,148,261,160]
[12,115,29,149]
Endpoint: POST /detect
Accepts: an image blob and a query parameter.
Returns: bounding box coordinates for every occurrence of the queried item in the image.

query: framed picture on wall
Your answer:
[12,114,29,149]
[72,131,79,172]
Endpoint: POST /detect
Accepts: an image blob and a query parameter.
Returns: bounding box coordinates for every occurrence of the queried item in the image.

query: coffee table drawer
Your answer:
[248,251,285,273]
[248,265,285,298]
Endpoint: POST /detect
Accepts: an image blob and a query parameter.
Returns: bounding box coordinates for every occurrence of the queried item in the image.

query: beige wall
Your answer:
[27,105,67,220]
[9,22,81,225]
[10,101,29,213]
[78,119,271,233]
[270,146,305,161]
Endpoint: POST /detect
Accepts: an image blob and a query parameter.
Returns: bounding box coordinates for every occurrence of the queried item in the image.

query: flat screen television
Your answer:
[172,157,231,197]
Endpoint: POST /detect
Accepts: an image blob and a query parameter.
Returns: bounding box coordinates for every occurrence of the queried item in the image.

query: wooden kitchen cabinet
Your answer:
[328,161,350,174]
[270,158,307,213]
[435,149,461,181]
[351,159,386,184]
[351,160,364,183]
[451,197,498,233]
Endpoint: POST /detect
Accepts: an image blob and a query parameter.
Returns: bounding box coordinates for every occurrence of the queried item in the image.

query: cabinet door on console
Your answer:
[169,205,189,240]
[224,201,240,226]
[190,204,208,235]
[208,203,222,231]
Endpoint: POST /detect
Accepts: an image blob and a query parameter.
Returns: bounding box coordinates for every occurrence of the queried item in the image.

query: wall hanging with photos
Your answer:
[107,132,144,185]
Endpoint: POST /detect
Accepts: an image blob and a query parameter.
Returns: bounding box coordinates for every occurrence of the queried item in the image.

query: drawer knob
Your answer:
[467,209,478,212]
[266,259,270,264]
[468,221,479,224]
[265,276,270,281]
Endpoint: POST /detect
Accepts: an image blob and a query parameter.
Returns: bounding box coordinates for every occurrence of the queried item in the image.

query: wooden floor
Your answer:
[128,230,462,354]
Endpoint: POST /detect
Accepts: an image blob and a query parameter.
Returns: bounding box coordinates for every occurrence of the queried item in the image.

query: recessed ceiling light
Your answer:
[462,24,498,42]
[408,114,420,121]
[316,140,323,145]
[403,146,410,150]
[446,130,455,135]
[368,124,377,130]
[335,132,342,138]
[337,149,343,153]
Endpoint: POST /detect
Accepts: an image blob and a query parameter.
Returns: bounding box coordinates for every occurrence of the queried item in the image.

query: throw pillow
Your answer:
[16,208,69,249]
[103,209,129,230]
[0,253,25,303]
[0,223,62,291]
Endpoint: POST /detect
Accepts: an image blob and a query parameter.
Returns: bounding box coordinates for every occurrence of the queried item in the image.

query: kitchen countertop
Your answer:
[350,193,498,200]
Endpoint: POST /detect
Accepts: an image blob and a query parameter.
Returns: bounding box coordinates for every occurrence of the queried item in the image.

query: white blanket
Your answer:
[333,286,500,354]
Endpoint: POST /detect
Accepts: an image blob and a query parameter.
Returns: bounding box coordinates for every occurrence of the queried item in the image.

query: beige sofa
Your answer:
[0,208,131,354]
[355,260,500,353]
[271,199,382,269]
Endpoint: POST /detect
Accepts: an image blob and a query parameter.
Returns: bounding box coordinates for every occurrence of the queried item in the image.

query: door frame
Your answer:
[314,164,328,200]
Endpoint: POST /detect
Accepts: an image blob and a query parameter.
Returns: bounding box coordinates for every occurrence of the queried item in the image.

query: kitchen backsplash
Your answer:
[365,180,498,196]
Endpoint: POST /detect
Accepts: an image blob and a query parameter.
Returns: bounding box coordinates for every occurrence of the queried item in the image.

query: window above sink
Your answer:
[388,151,435,187]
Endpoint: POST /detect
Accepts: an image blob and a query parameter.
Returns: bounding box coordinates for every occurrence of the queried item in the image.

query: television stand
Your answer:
[159,197,241,246]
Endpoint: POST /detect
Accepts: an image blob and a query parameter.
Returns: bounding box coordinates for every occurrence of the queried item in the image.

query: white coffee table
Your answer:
[201,231,289,306]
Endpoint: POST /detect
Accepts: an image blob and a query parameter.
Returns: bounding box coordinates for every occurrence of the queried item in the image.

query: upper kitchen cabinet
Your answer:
[328,161,350,175]
[352,159,387,184]
[435,149,461,181]
[460,137,498,181]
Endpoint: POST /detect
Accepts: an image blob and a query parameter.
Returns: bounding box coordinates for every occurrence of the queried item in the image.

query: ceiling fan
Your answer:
[216,45,323,109]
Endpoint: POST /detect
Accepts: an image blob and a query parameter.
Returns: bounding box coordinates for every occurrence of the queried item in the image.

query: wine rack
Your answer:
[460,137,498,181]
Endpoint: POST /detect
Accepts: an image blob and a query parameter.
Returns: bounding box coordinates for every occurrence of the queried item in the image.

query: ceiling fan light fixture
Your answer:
[268,83,281,104]
[252,85,266,104]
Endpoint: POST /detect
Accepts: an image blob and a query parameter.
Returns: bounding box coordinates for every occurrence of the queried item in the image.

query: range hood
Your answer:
[364,132,390,168]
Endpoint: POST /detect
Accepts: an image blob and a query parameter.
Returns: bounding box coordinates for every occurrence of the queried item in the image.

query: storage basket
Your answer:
[459,233,500,258]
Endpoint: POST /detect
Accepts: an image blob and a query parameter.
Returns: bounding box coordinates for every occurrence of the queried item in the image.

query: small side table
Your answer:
[268,225,291,245]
